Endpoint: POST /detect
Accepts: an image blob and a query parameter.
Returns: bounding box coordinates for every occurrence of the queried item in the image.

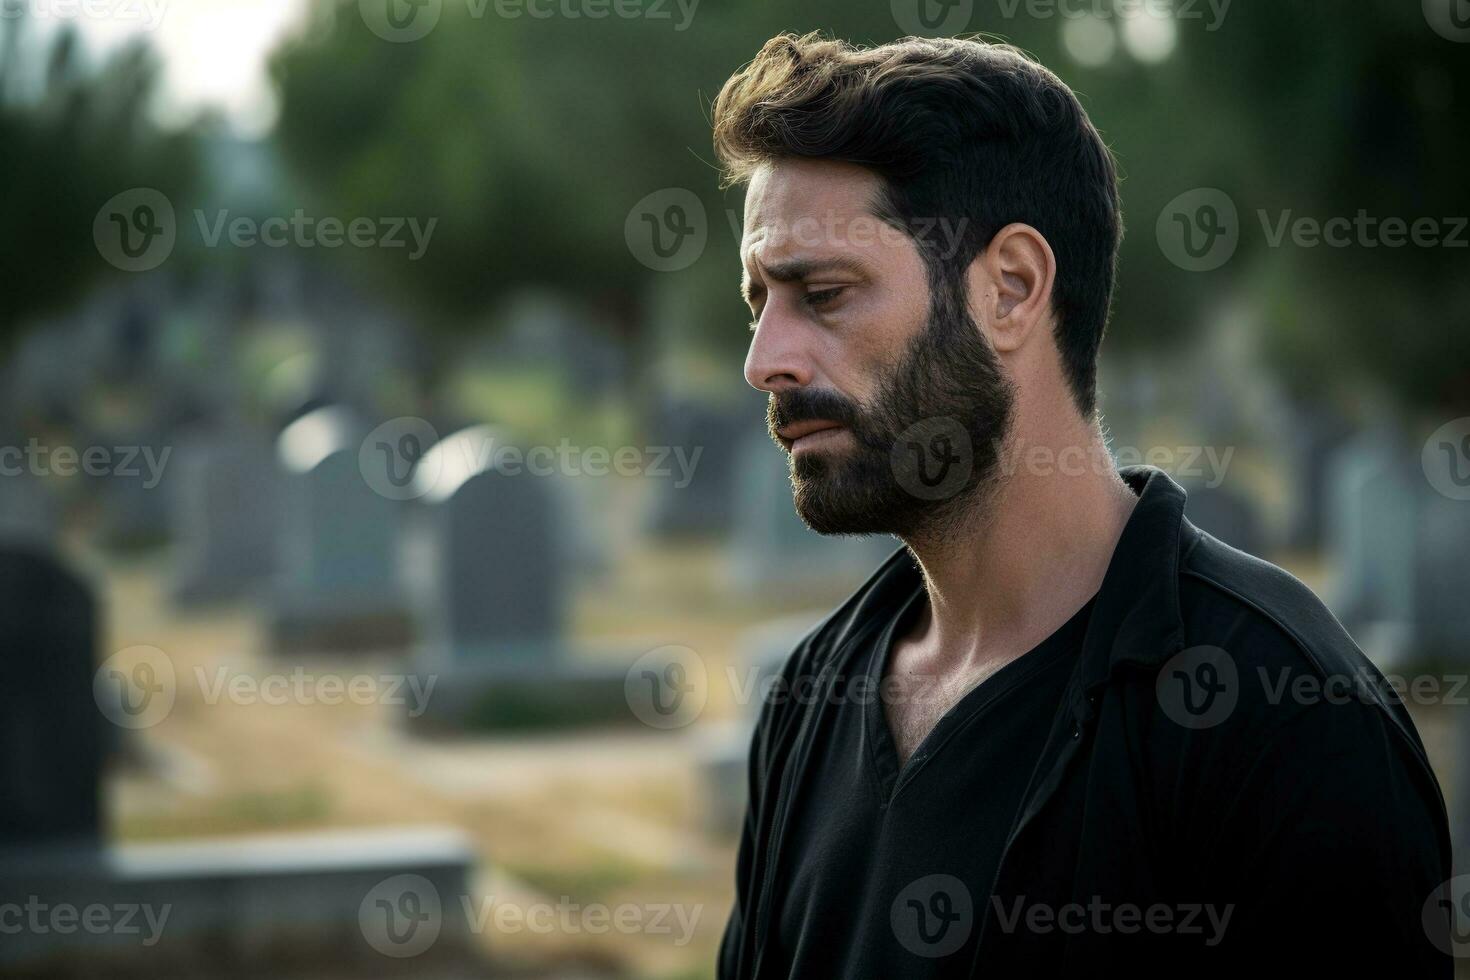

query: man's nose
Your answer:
[744,310,814,394]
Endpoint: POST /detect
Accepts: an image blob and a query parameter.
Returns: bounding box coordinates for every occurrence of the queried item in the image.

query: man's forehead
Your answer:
[742,159,888,266]
[744,161,879,232]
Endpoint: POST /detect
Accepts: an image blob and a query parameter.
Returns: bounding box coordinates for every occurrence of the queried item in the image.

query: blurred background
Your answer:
[1,0,1469,976]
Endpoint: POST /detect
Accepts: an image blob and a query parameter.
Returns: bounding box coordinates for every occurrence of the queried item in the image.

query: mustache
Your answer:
[767,388,865,436]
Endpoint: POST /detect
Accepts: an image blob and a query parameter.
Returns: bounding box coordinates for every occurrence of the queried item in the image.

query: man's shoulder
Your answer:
[1178,526,1370,681]
[1170,525,1435,773]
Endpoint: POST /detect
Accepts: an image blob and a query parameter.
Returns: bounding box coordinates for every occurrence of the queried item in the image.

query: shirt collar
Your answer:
[1075,464,1190,695]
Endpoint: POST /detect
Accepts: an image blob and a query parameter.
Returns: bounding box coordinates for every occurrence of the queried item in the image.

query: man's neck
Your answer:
[897,416,1138,672]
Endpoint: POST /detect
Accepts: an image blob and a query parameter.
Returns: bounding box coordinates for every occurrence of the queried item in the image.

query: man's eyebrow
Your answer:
[761,256,870,283]
[741,255,869,303]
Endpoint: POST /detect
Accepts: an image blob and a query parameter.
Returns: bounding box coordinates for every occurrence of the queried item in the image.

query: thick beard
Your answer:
[771,281,1015,542]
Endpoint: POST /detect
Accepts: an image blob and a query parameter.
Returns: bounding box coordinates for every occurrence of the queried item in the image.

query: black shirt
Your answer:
[770,573,1094,977]
[720,466,1452,979]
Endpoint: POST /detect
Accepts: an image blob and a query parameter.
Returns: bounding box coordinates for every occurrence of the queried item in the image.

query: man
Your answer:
[711,32,1452,978]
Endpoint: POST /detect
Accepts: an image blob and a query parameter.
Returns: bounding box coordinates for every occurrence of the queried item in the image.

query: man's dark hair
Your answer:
[712,32,1123,417]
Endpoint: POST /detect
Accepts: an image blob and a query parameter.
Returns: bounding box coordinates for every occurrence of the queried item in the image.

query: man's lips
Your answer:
[776,419,847,450]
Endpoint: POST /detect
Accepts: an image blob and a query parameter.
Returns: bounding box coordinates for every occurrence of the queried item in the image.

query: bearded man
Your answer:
[712,31,1451,979]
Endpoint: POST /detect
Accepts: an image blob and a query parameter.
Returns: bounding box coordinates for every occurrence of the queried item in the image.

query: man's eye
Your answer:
[803,286,846,309]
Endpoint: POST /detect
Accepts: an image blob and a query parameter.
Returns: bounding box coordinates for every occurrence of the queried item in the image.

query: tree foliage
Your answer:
[270,0,1470,412]
[0,14,197,346]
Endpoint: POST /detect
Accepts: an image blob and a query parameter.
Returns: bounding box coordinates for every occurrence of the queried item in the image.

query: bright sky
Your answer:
[23,0,311,135]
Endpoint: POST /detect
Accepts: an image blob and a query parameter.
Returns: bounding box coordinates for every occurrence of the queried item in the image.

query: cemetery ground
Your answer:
[98,539,849,980]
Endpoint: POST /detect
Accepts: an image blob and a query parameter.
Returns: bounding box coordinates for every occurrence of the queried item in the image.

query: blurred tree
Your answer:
[270,0,1470,416]
[0,13,198,348]
[1141,2,1470,416]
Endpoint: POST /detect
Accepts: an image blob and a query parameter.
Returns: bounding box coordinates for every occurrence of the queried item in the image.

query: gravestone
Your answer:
[492,293,626,397]
[0,469,58,548]
[693,722,752,839]
[1325,435,1419,659]
[1282,404,1352,551]
[643,400,753,539]
[0,540,481,972]
[554,473,614,582]
[729,431,899,599]
[1413,453,1470,663]
[1,826,479,972]
[95,423,176,551]
[412,425,564,671]
[0,546,100,848]
[406,426,633,731]
[1180,479,1266,558]
[1,825,481,972]
[171,427,280,604]
[270,407,411,655]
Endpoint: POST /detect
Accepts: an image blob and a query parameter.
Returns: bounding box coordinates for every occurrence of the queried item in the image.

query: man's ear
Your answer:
[967,222,1057,354]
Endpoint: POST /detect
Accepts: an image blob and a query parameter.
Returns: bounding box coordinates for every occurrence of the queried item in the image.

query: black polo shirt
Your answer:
[768,571,1094,976]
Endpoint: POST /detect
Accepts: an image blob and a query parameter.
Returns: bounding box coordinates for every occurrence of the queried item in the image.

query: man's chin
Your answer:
[792,477,903,537]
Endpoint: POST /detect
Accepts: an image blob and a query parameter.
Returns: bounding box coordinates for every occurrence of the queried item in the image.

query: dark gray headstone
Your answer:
[0,547,100,847]
[643,400,754,538]
[0,470,57,548]
[1414,467,1470,663]
[1282,404,1352,550]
